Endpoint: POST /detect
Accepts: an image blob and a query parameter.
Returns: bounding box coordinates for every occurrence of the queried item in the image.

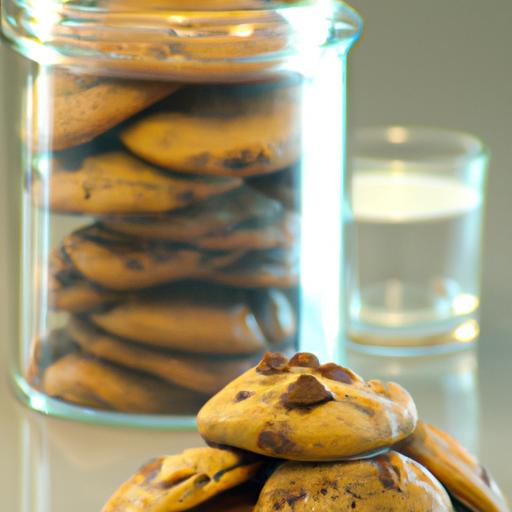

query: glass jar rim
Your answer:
[2,0,362,80]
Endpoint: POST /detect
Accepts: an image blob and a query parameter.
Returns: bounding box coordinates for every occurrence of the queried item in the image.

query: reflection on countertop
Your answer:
[19,410,202,512]
[347,348,479,453]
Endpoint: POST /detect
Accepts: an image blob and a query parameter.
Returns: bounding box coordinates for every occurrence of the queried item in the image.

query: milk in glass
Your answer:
[348,171,483,351]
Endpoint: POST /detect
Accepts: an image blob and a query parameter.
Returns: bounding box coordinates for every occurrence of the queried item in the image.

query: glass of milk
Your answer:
[346,126,489,355]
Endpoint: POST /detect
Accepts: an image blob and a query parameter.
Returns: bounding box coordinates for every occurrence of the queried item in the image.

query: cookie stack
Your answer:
[30,73,302,415]
[102,352,510,511]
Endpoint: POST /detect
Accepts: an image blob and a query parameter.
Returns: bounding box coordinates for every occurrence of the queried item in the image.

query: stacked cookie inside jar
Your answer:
[27,63,303,415]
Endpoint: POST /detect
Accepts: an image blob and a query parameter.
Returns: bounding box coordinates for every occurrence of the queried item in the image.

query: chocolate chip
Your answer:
[223,150,254,170]
[151,249,172,263]
[286,491,307,505]
[82,183,92,200]
[256,352,289,375]
[281,375,333,409]
[255,151,271,165]
[289,352,320,369]
[125,258,144,270]
[257,430,298,455]
[193,474,211,489]
[223,150,270,170]
[234,390,254,402]
[319,363,357,384]
[178,190,195,203]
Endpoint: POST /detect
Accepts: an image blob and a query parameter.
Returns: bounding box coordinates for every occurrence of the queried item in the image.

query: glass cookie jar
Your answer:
[2,0,361,427]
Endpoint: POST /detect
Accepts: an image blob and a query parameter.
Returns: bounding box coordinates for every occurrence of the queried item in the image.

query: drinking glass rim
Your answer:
[352,125,490,169]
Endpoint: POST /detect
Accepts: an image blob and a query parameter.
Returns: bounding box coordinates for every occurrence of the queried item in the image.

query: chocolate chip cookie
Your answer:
[121,84,300,177]
[101,447,262,512]
[26,329,78,388]
[59,10,291,81]
[60,224,243,290]
[49,249,124,313]
[38,151,241,215]
[206,248,299,288]
[68,316,261,394]
[103,199,298,251]
[254,452,453,511]
[103,0,287,8]
[197,352,418,461]
[398,420,509,512]
[101,186,284,243]
[42,353,204,414]
[37,70,178,151]
[87,287,296,353]
[189,212,298,252]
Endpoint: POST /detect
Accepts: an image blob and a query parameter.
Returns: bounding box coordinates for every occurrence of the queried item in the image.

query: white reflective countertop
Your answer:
[1,335,511,510]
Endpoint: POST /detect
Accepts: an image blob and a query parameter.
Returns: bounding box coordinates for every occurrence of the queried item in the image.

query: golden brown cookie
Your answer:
[36,151,241,215]
[102,189,297,251]
[102,186,283,242]
[191,212,298,251]
[104,213,299,251]
[105,213,297,252]
[398,420,509,512]
[42,353,204,414]
[254,452,453,511]
[197,352,418,461]
[121,83,300,177]
[49,249,123,312]
[53,8,292,81]
[26,329,78,388]
[36,70,178,151]
[60,224,242,290]
[50,274,122,313]
[102,0,291,9]
[206,248,299,288]
[68,316,260,394]
[101,447,263,512]
[88,287,296,353]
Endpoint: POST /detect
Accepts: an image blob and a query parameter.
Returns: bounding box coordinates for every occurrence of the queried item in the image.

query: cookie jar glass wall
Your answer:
[2,0,361,427]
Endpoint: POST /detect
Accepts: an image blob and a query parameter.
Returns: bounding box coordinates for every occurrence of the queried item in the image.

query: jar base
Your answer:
[12,373,198,430]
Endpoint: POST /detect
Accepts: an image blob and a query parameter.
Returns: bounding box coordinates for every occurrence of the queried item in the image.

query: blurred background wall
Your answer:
[348,0,512,302]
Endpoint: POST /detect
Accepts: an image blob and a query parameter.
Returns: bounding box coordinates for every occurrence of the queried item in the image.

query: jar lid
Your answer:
[2,0,362,81]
